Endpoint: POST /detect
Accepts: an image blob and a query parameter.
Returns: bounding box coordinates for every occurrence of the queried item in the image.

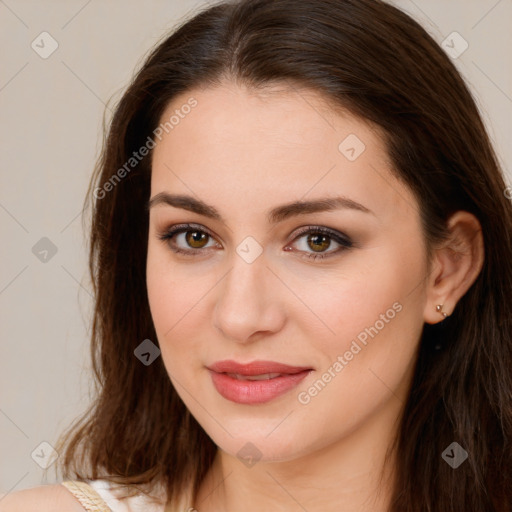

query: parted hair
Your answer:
[55,0,512,510]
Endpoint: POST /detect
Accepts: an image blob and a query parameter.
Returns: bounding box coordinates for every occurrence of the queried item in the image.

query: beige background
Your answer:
[1,0,511,494]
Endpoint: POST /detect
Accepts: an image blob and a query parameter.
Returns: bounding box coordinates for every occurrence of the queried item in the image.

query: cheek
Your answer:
[296,237,426,374]
[291,279,423,441]
[146,244,200,361]
[292,237,425,340]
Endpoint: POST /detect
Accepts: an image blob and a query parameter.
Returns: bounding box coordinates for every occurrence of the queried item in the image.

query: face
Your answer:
[146,81,429,463]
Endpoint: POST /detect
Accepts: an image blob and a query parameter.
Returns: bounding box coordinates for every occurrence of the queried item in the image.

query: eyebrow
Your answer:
[147,192,373,223]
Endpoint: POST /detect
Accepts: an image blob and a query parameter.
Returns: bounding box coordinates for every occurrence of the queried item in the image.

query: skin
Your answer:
[146,81,483,512]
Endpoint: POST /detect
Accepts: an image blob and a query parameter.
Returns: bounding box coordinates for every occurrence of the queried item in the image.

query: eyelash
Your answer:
[157,223,353,261]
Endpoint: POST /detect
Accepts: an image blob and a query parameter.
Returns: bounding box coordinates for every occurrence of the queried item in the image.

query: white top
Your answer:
[86,479,166,512]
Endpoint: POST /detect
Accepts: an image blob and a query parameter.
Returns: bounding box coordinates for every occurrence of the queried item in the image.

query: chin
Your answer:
[201,417,317,464]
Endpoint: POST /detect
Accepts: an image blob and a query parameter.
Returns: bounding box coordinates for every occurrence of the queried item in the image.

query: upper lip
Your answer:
[207,360,313,376]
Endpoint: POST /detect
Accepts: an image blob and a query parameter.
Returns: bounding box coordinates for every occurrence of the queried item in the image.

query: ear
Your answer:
[423,211,484,324]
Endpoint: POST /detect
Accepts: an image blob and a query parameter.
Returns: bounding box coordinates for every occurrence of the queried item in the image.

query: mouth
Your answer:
[224,372,285,381]
[207,360,313,404]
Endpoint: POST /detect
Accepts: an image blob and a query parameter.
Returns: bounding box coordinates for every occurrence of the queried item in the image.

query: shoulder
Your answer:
[0,483,87,512]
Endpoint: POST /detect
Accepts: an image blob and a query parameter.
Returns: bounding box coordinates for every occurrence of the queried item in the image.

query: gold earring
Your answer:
[435,304,448,318]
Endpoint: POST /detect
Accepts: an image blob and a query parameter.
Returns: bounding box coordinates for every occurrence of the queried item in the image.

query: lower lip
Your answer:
[208,369,311,404]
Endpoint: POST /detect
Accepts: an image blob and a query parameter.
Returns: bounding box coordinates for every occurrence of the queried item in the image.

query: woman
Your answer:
[3,0,511,510]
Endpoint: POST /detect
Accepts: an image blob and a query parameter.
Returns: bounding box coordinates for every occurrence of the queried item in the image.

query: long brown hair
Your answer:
[54,0,512,510]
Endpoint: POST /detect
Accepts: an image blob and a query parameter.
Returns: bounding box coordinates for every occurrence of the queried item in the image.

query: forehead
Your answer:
[150,81,416,222]
[153,81,381,160]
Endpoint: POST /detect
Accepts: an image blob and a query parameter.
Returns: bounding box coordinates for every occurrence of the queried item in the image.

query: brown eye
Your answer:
[185,230,209,249]
[158,224,219,256]
[286,226,353,261]
[306,233,331,252]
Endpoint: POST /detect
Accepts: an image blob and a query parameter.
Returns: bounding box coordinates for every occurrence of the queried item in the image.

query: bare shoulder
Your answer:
[0,483,87,512]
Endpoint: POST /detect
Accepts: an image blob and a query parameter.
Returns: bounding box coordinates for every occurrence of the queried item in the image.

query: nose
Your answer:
[212,250,286,344]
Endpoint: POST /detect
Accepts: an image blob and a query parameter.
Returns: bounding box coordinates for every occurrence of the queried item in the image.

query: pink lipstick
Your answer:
[207,360,312,404]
